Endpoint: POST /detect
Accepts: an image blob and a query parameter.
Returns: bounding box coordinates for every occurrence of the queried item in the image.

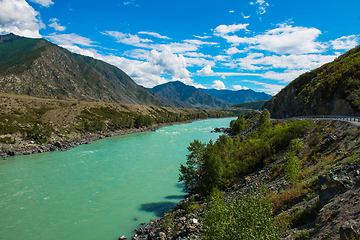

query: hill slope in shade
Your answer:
[151,81,232,110]
[201,88,272,105]
[0,34,172,106]
[265,45,360,118]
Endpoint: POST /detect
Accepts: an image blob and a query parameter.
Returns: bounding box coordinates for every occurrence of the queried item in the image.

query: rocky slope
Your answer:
[265,45,360,118]
[0,34,171,106]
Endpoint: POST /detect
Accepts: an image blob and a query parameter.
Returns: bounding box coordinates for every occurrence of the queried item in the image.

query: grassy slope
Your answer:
[0,93,235,145]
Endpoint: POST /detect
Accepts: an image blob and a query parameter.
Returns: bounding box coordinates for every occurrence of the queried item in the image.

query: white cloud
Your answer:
[183,39,218,46]
[250,0,269,15]
[214,23,249,36]
[229,10,234,13]
[194,35,211,39]
[211,80,226,90]
[331,35,359,50]
[49,18,66,31]
[197,65,215,76]
[138,31,171,39]
[241,12,251,19]
[46,33,96,47]
[232,85,249,90]
[149,47,190,78]
[261,70,307,83]
[30,0,54,7]
[217,24,324,54]
[226,47,244,55]
[232,52,337,72]
[243,80,284,94]
[103,31,152,46]
[255,24,324,54]
[0,0,44,38]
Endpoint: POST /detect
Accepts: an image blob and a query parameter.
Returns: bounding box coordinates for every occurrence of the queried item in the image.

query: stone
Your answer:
[340,220,360,240]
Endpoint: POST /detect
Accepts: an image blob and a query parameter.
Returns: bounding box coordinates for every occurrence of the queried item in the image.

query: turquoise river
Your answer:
[0,117,234,240]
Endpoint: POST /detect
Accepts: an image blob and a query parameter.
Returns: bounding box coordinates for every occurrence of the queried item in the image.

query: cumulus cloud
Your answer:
[232,85,249,90]
[255,24,324,54]
[211,80,226,90]
[0,0,44,38]
[214,23,249,36]
[138,31,171,39]
[217,24,324,54]
[149,47,190,78]
[49,18,66,31]
[197,65,215,76]
[226,47,244,55]
[331,35,359,50]
[30,0,54,7]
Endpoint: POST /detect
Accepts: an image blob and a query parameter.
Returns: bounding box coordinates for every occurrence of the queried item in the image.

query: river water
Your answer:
[0,118,234,240]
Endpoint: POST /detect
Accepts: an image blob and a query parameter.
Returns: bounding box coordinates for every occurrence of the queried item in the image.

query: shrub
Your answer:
[203,194,280,240]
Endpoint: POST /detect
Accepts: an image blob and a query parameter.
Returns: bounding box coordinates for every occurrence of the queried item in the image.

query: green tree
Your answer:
[203,193,280,240]
[179,140,206,193]
[230,114,246,135]
[258,109,271,132]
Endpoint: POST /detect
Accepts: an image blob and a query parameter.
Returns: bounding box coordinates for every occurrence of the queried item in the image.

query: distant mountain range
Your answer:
[150,81,272,110]
[0,33,272,110]
[201,88,272,105]
[151,81,231,110]
[265,44,360,118]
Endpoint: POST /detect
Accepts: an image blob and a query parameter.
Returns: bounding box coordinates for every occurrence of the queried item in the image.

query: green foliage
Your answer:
[160,210,175,230]
[203,194,280,240]
[179,140,206,193]
[284,151,301,180]
[181,196,200,214]
[284,138,305,180]
[25,124,53,143]
[179,119,313,197]
[134,114,153,128]
[229,114,246,135]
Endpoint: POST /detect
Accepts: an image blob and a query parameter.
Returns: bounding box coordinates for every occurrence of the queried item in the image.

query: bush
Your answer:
[203,194,280,240]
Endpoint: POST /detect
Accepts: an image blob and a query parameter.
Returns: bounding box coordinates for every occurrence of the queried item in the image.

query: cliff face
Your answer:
[0,34,171,106]
[265,45,360,118]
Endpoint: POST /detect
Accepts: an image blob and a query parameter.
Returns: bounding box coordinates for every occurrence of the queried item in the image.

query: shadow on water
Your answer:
[139,201,178,217]
[165,195,184,200]
[175,183,184,189]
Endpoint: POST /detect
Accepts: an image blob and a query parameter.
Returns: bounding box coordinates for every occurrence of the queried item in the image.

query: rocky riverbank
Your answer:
[0,122,188,158]
[128,119,360,240]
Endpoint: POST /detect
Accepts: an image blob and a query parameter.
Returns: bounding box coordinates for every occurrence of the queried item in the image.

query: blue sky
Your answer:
[0,0,359,94]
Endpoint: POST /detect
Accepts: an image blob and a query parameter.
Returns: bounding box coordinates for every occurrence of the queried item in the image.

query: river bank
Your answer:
[130,119,360,240]
[0,121,195,158]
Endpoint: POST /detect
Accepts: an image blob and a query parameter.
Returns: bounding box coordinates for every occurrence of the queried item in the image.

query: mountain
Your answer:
[0,33,172,106]
[265,45,360,118]
[201,88,272,105]
[150,81,232,110]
